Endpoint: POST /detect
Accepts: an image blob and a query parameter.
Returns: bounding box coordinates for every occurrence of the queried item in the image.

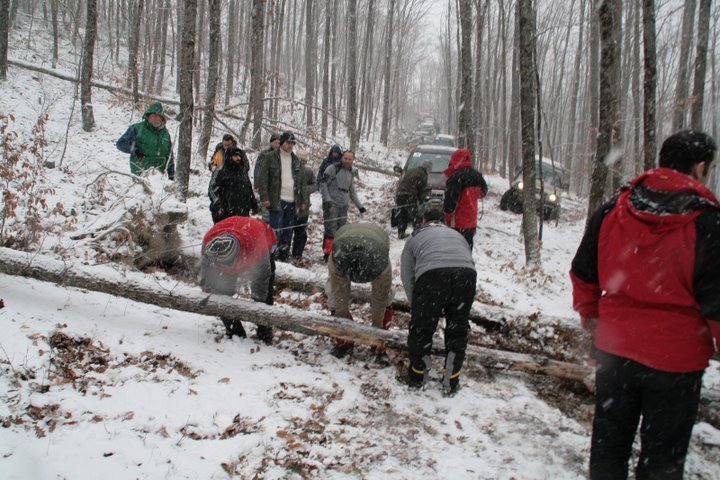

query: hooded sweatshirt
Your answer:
[443,148,488,228]
[571,167,720,372]
[116,102,174,177]
[317,145,343,184]
[208,147,258,220]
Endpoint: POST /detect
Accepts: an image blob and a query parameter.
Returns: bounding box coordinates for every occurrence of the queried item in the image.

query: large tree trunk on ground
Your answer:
[0,247,593,386]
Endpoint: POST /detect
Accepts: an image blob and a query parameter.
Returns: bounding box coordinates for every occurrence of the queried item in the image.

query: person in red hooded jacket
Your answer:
[443,148,488,250]
[200,216,277,344]
[570,130,720,480]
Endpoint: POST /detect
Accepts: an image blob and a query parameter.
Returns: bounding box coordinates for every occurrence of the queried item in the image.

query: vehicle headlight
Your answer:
[548,194,557,203]
[517,182,524,190]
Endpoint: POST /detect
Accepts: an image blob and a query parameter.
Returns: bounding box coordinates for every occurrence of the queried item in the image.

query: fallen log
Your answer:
[273,265,575,331]
[0,247,593,386]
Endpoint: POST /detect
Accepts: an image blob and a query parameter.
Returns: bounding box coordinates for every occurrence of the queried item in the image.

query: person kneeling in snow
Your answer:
[400,207,477,396]
[326,223,393,362]
[200,216,276,344]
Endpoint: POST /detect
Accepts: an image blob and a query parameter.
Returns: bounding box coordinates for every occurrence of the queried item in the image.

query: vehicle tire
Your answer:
[507,190,523,214]
[500,190,511,211]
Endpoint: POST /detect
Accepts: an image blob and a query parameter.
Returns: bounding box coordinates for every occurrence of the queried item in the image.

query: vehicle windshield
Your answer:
[514,164,568,189]
[433,136,456,147]
[406,151,452,173]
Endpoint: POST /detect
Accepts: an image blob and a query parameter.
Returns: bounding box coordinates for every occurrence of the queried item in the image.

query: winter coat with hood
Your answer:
[209,140,239,172]
[255,148,307,211]
[317,145,343,184]
[443,149,488,229]
[116,102,175,177]
[320,162,364,209]
[208,147,258,221]
[202,216,277,276]
[571,167,720,372]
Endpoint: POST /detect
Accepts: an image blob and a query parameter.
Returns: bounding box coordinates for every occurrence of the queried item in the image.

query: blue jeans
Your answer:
[272,201,296,258]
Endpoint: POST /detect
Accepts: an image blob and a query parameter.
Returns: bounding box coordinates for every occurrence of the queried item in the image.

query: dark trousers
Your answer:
[291,216,309,258]
[201,256,275,339]
[395,194,418,234]
[453,228,476,250]
[407,268,476,379]
[590,351,703,480]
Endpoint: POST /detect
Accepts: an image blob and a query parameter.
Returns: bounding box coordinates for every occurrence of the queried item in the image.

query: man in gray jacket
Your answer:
[400,207,476,396]
[320,150,366,262]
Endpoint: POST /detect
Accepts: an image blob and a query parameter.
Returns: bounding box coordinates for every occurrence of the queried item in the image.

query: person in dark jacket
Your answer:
[291,150,318,261]
[443,148,488,249]
[253,132,281,223]
[200,216,277,344]
[570,129,720,480]
[255,131,307,261]
[208,134,237,172]
[394,160,432,239]
[116,102,175,179]
[208,146,258,223]
[317,144,343,184]
[320,150,366,262]
[327,223,394,361]
[253,132,281,190]
[400,207,476,396]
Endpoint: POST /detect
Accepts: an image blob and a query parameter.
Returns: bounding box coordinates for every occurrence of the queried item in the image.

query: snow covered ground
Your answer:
[1,24,720,479]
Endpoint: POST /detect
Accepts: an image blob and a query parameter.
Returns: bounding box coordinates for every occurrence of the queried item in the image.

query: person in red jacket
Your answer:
[570,130,720,480]
[443,148,488,250]
[200,216,277,344]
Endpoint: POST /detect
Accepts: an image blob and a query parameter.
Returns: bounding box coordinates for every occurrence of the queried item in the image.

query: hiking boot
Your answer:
[222,319,247,339]
[442,381,460,397]
[397,369,424,390]
[370,348,391,367]
[331,344,354,358]
[254,326,273,345]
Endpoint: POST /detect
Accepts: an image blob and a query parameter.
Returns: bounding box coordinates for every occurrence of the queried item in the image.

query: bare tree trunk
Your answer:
[347,0,358,151]
[321,0,331,138]
[690,0,711,129]
[507,9,521,183]
[587,0,621,223]
[154,0,170,95]
[357,0,375,142]
[380,0,395,146]
[197,0,221,161]
[641,0,656,171]
[567,0,586,184]
[330,0,338,137]
[224,0,236,105]
[127,0,144,106]
[176,0,197,201]
[248,0,266,149]
[0,0,8,81]
[457,0,474,152]
[517,0,540,267]
[304,0,315,127]
[473,0,487,168]
[80,0,97,131]
[672,0,696,131]
[50,0,58,68]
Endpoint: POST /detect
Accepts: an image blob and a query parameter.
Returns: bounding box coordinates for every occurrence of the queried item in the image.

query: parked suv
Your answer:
[499,160,568,221]
[394,144,457,201]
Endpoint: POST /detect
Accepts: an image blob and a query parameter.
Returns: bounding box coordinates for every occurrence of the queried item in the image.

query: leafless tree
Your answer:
[0,0,8,81]
[80,0,97,131]
[517,0,541,267]
[176,0,198,200]
[690,0,711,129]
[197,0,222,161]
[672,0,696,131]
[642,0,656,170]
[380,0,395,145]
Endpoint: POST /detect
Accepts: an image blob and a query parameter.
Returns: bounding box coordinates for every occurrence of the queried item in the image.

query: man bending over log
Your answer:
[326,223,394,363]
[200,216,277,345]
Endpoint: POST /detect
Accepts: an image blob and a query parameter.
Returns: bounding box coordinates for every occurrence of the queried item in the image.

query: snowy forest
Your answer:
[1,0,720,478]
